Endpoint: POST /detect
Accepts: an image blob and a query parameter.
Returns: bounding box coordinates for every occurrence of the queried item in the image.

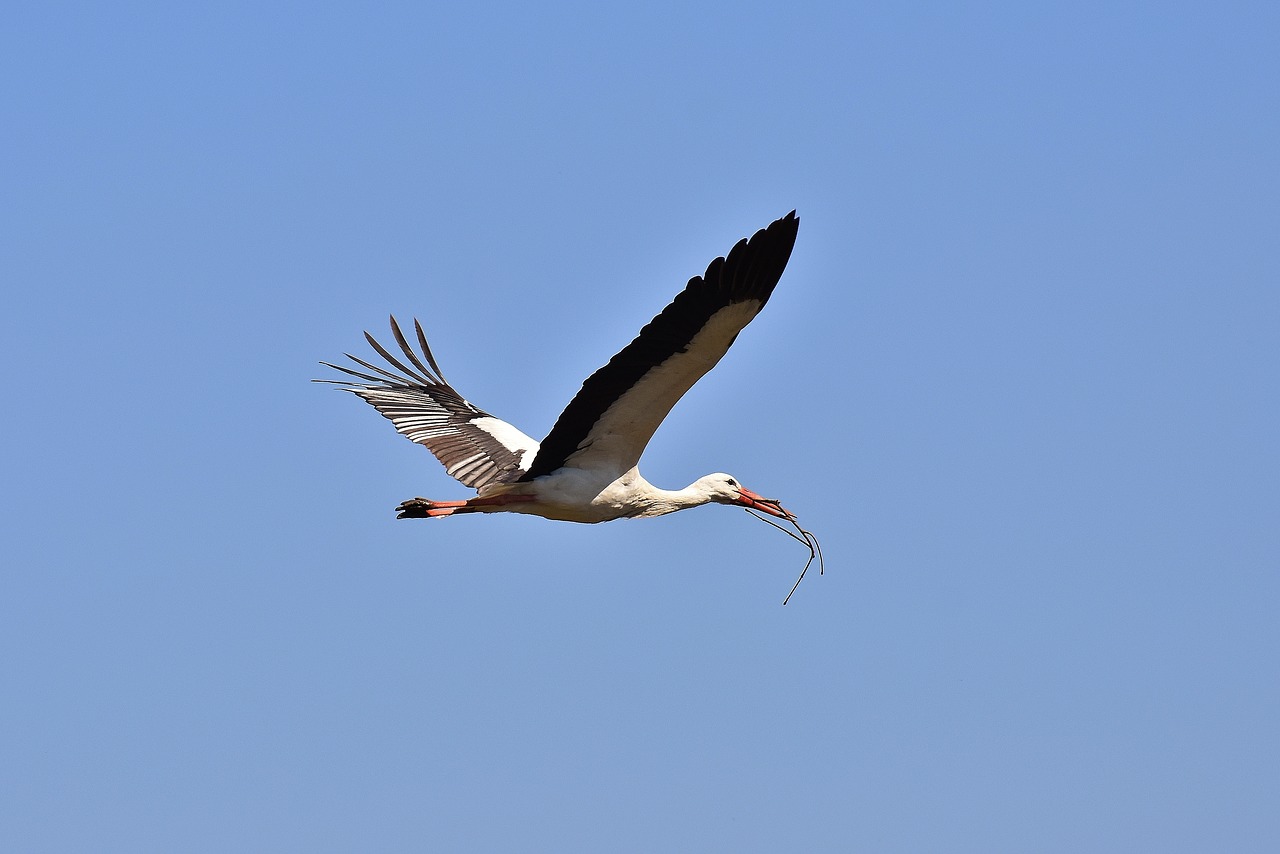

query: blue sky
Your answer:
[3,2,1278,851]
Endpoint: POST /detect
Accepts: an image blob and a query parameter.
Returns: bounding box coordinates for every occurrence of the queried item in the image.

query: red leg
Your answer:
[396,493,535,519]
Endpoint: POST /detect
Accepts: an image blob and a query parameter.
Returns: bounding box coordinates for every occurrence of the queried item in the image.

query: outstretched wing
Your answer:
[321,316,539,490]
[520,210,799,482]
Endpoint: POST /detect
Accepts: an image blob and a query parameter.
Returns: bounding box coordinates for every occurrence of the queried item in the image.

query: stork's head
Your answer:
[699,473,794,519]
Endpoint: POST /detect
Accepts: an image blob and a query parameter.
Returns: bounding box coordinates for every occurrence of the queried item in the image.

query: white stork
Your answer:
[321,211,821,600]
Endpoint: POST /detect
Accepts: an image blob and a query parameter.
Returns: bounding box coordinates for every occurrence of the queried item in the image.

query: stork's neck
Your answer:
[619,472,718,518]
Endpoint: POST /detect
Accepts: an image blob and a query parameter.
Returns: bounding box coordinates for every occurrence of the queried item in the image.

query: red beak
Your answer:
[735,487,795,519]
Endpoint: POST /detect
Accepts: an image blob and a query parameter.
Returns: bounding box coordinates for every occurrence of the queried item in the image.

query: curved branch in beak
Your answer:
[735,487,795,520]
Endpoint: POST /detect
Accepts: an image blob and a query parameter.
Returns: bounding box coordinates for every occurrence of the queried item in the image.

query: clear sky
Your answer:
[4,2,1278,851]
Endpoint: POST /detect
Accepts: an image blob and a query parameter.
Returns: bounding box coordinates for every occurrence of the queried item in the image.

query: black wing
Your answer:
[520,211,799,481]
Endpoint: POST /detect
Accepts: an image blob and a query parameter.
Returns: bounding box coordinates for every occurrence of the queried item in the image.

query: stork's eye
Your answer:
[726,478,738,487]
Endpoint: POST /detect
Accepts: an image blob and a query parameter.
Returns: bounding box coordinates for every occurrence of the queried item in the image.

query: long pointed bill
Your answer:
[735,487,795,520]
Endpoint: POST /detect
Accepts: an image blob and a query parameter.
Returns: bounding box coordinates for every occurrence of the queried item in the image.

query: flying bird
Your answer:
[320,211,821,601]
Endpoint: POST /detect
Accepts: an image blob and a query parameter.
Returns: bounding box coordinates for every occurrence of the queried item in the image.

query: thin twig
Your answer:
[744,508,824,605]
[744,508,811,545]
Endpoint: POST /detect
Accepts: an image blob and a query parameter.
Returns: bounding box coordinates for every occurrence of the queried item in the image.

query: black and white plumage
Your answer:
[321,211,803,525]
[324,319,538,490]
